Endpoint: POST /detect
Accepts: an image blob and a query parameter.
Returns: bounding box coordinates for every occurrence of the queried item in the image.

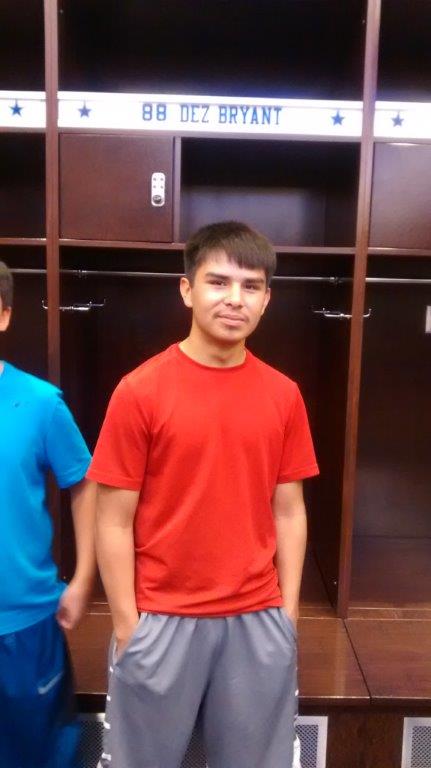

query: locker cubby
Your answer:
[378,0,431,101]
[252,253,355,610]
[0,134,45,237]
[180,138,360,248]
[59,0,365,99]
[352,256,431,613]
[0,0,45,90]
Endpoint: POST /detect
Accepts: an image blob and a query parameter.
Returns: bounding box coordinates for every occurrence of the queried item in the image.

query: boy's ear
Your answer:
[0,307,11,332]
[261,287,271,315]
[180,276,193,308]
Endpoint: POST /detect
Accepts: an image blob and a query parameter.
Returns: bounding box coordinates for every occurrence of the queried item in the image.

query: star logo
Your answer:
[10,100,23,116]
[331,110,344,126]
[79,102,91,117]
[392,112,403,127]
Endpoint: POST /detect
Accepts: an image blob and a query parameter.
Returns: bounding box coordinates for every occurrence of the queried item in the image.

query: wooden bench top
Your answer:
[346,619,431,705]
[67,612,369,706]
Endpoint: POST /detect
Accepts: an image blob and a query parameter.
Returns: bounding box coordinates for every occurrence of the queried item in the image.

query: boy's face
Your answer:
[180,250,271,345]
[0,297,12,333]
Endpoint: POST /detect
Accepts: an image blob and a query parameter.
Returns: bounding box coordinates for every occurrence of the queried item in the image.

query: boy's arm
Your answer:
[95,483,140,656]
[57,478,97,630]
[272,480,307,628]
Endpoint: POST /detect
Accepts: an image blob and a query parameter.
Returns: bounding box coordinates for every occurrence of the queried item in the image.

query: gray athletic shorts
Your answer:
[99,608,298,768]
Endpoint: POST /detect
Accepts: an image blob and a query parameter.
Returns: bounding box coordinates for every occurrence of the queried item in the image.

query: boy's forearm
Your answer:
[97,522,138,640]
[70,478,97,592]
[274,505,307,620]
[95,486,140,642]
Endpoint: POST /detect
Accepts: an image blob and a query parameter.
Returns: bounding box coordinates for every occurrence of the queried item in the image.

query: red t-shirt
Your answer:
[87,344,319,616]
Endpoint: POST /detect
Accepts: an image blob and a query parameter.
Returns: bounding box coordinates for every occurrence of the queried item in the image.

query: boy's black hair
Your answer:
[0,261,13,309]
[184,221,276,284]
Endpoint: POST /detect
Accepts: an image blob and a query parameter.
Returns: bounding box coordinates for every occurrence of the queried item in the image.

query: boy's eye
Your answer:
[245,283,258,291]
[209,279,225,286]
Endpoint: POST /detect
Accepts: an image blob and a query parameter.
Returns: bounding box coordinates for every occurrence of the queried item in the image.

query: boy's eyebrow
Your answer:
[204,271,266,285]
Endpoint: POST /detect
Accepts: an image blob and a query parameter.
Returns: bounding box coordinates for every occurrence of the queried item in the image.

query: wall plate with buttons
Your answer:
[151,172,166,207]
[426,306,431,334]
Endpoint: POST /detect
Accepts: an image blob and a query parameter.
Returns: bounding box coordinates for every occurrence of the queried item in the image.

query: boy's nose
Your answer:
[225,283,242,305]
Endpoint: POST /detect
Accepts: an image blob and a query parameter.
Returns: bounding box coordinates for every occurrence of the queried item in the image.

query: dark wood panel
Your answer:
[301,707,404,768]
[350,537,431,612]
[300,550,334,618]
[67,611,112,694]
[181,187,326,247]
[347,619,431,702]
[59,240,356,255]
[369,248,431,258]
[299,702,431,768]
[370,144,431,249]
[327,710,402,768]
[60,135,174,242]
[0,238,46,247]
[60,239,184,252]
[349,608,431,620]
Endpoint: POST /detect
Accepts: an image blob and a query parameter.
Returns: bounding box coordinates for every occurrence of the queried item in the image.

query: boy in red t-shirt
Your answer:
[88,221,319,768]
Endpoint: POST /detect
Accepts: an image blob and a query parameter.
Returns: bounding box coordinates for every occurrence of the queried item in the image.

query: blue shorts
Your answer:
[0,612,82,768]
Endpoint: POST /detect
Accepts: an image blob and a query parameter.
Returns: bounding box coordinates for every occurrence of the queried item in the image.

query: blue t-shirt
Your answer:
[0,362,91,635]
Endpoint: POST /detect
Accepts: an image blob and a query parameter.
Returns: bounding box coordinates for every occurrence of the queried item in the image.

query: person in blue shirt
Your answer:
[0,261,96,768]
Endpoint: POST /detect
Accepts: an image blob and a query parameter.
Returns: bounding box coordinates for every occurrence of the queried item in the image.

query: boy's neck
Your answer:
[179,335,246,368]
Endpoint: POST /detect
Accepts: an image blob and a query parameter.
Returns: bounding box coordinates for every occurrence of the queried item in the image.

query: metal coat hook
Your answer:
[313,308,372,320]
[42,300,106,313]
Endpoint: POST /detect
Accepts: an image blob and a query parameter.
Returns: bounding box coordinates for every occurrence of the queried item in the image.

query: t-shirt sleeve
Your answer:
[277,384,319,483]
[45,395,92,489]
[86,378,149,491]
